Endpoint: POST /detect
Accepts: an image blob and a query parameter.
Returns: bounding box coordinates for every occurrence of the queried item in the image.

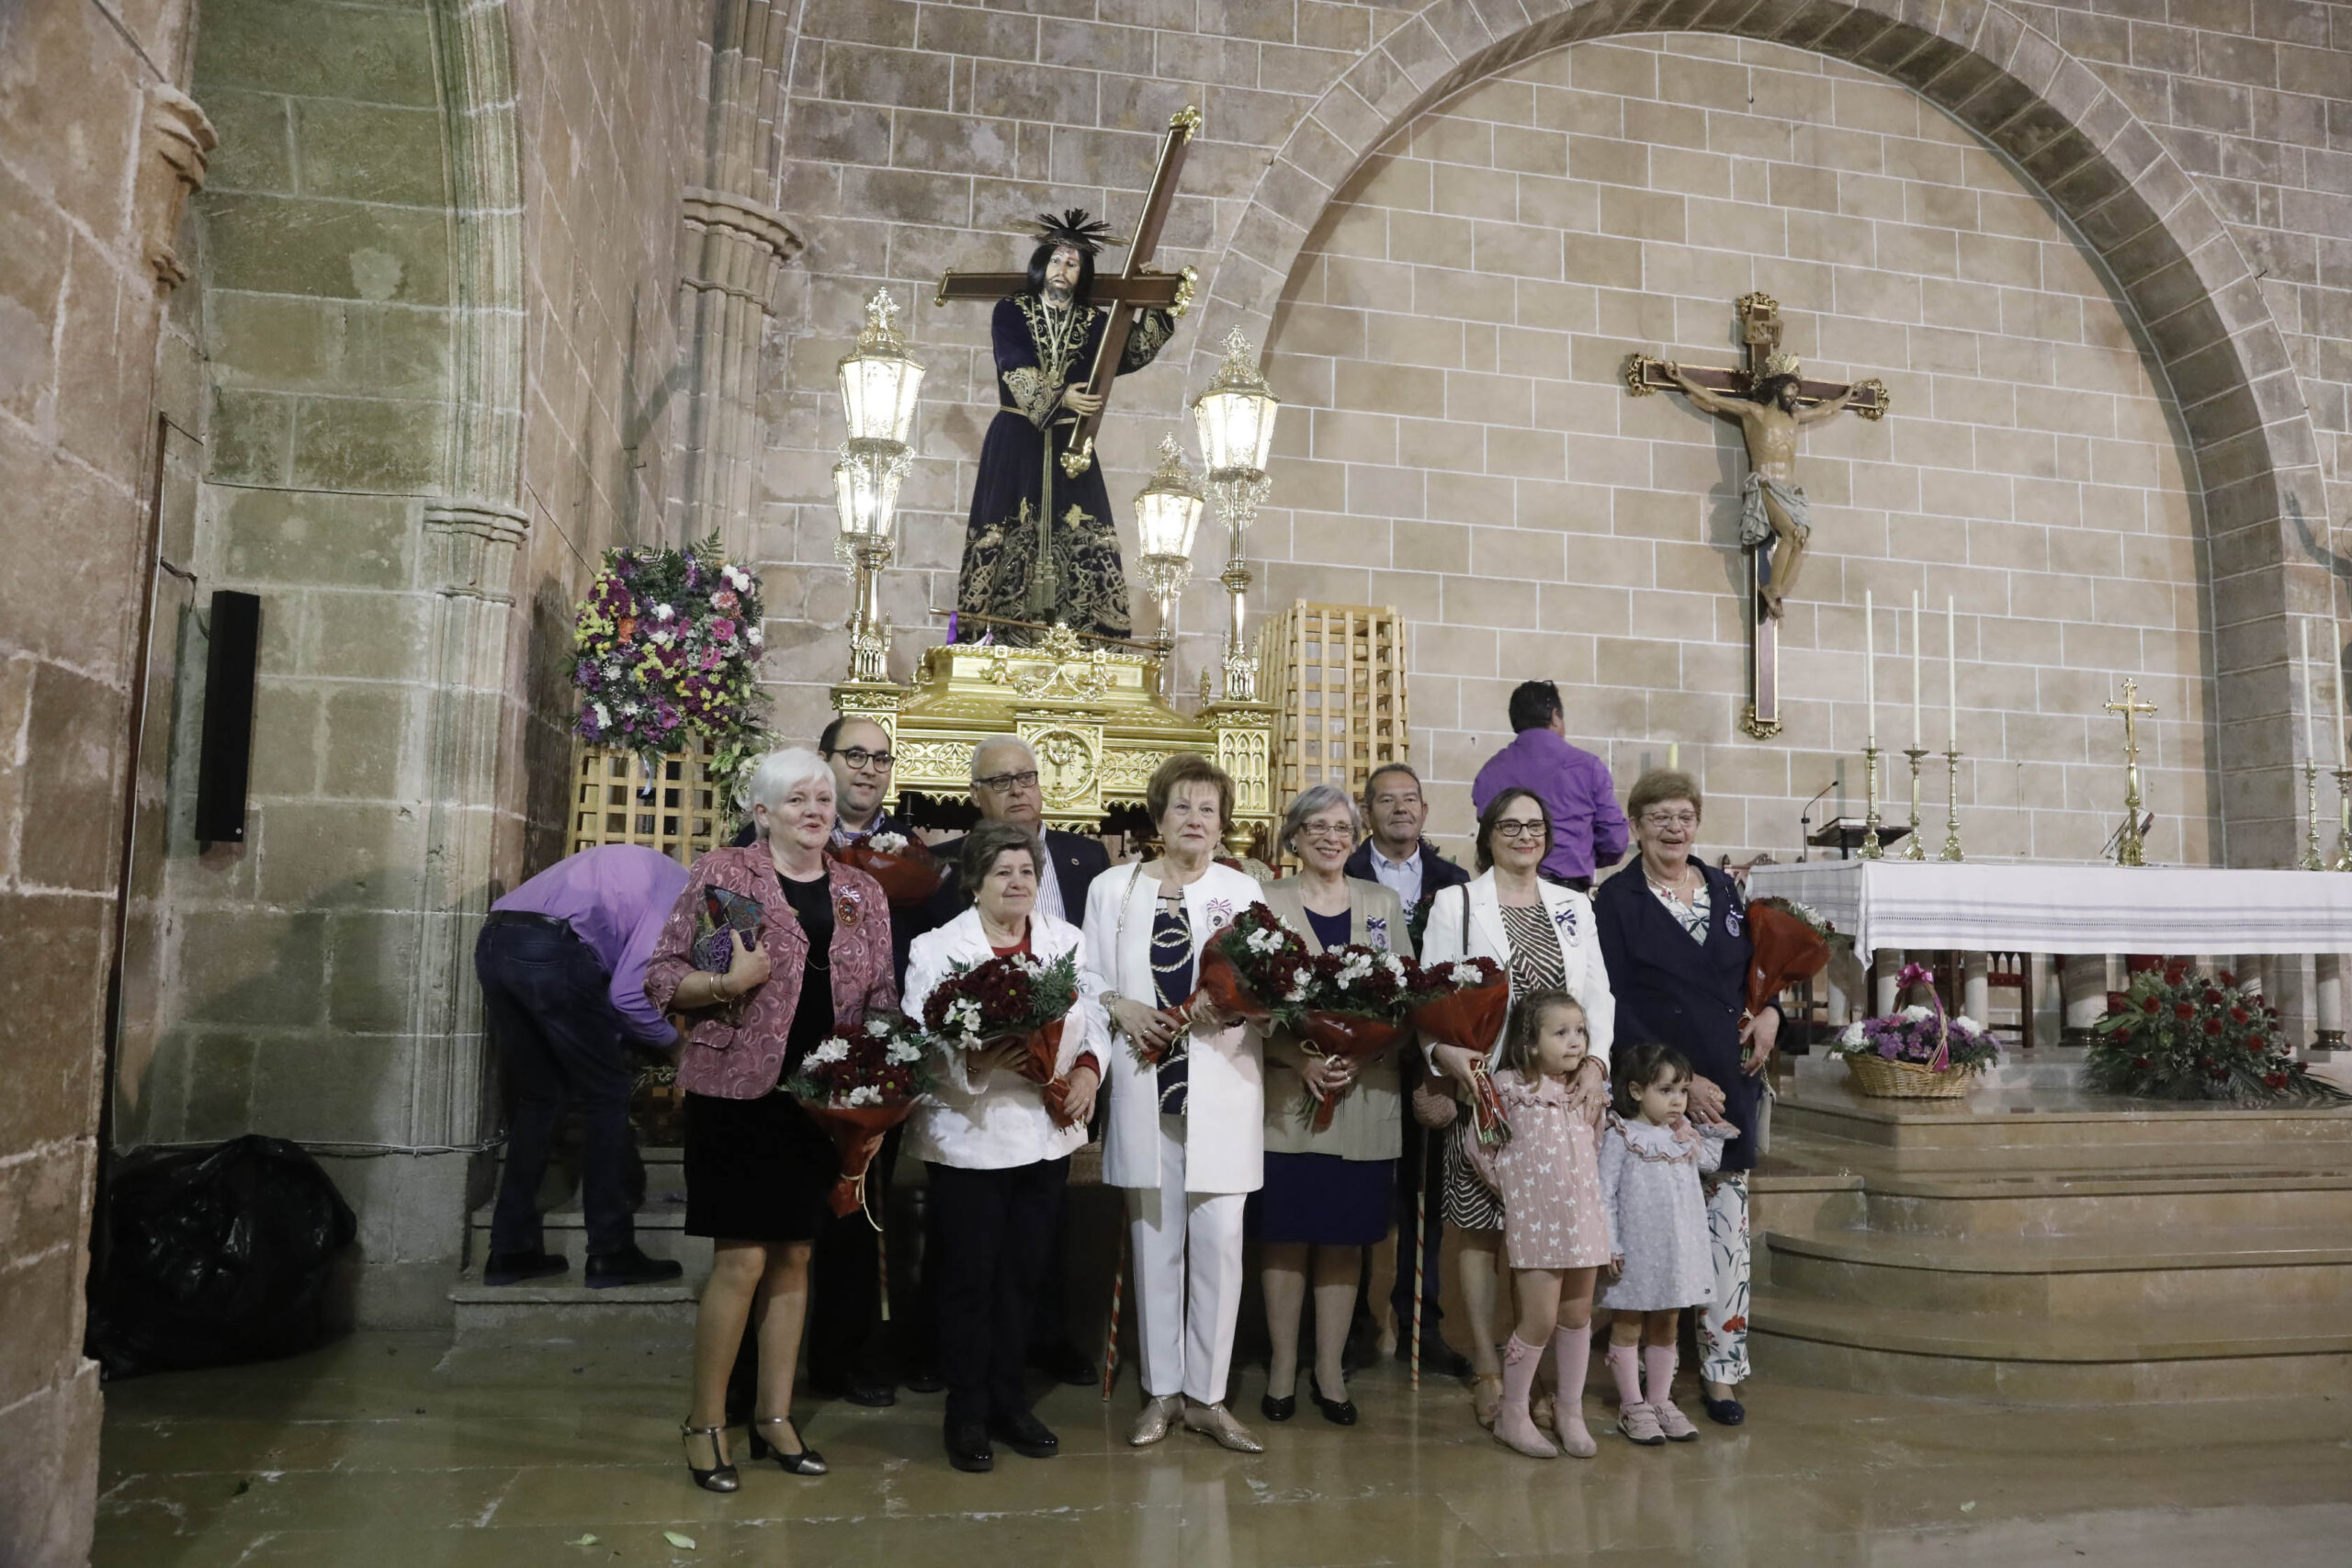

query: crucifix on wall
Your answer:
[1626,294,1889,739]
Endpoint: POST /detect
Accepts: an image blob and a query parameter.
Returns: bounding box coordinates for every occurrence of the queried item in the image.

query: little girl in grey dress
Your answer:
[1599,1043,1736,1447]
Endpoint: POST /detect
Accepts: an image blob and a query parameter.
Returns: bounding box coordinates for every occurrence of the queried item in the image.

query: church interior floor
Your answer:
[95,1331,2352,1566]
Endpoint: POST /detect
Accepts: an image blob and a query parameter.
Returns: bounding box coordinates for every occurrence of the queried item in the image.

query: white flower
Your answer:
[1901,1004,1933,1022]
[747,626,763,647]
[1953,1014,1984,1034]
[592,702,610,727]
[865,1017,892,1036]
[722,564,751,591]
[885,1041,922,1066]
[1835,1021,1864,1048]
[653,604,674,621]
[867,831,910,854]
[650,629,673,647]
[620,700,641,716]
[807,1038,850,1066]
[846,1083,881,1107]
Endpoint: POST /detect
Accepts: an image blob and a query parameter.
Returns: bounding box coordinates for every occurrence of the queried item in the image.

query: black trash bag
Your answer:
[87,1134,356,1379]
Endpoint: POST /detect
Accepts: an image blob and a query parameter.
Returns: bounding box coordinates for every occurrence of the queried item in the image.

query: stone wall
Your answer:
[751,0,2352,875]
[0,2,204,1560]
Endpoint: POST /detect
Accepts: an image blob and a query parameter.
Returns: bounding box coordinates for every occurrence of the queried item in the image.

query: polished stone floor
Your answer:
[96,1332,2352,1566]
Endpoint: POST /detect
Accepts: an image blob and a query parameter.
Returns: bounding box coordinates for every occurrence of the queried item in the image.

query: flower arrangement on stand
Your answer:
[783,1013,933,1222]
[570,532,772,807]
[1828,963,2001,1099]
[2088,962,2348,1104]
[921,950,1085,1128]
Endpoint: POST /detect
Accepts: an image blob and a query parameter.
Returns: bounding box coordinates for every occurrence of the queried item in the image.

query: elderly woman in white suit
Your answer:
[905,820,1105,1476]
[1083,753,1270,1454]
[1420,786,1615,1427]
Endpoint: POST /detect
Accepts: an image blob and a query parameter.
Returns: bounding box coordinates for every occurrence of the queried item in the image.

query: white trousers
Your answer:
[1125,1114,1249,1405]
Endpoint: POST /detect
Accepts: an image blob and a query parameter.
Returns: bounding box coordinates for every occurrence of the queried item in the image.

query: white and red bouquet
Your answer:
[921,949,1085,1128]
[784,1012,933,1220]
[1179,904,1314,1061]
[1404,956,1511,1143]
[1288,942,1417,1132]
[831,829,949,908]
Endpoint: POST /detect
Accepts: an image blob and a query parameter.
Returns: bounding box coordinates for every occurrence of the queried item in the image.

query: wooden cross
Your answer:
[2103,677,2158,867]
[1624,293,1889,741]
[934,105,1202,479]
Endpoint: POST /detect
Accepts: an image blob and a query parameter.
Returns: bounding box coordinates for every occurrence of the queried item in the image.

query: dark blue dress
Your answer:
[955,295,1176,642]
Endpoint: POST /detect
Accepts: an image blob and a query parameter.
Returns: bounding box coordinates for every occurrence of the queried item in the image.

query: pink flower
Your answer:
[712,588,739,613]
[710,618,737,642]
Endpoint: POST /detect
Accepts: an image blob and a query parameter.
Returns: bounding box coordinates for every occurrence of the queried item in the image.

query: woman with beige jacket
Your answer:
[1254,784,1413,1428]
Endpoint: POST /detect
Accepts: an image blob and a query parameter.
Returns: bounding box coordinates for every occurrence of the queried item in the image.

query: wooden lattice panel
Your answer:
[1261,602,1408,807]
[570,744,724,865]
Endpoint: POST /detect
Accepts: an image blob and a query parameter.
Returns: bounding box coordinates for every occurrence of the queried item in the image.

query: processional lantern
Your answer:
[1191,328,1281,701]
[1131,434,1205,696]
[833,289,925,683]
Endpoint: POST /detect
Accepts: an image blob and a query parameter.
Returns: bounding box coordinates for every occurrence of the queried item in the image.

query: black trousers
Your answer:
[475,919,637,1258]
[928,1156,1069,1427]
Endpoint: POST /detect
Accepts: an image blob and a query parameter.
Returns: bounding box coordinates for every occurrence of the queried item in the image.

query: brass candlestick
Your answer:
[2333,765,2352,871]
[1901,747,1928,860]
[1860,744,1885,860]
[1940,749,1964,862]
[2303,761,2328,871]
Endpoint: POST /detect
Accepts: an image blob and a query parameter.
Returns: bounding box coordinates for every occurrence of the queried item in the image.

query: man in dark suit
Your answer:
[920,733,1111,1388]
[1343,762,1474,1379]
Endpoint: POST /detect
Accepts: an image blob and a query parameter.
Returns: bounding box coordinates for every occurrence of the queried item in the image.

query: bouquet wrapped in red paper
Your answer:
[1289,943,1416,1132]
[1404,956,1511,1143]
[1178,905,1313,1062]
[920,948,1086,1128]
[1744,896,1832,1021]
[830,829,949,908]
[784,1012,933,1220]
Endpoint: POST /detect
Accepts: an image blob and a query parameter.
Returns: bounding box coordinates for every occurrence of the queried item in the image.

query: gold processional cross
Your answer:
[2103,677,2158,866]
[934,106,1202,481]
[1626,294,1888,739]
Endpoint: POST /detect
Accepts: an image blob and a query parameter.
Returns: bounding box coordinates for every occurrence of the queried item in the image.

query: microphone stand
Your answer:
[1797,779,1837,863]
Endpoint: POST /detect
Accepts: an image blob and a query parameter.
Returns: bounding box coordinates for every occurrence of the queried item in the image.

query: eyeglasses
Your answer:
[974,769,1041,794]
[1296,822,1354,842]
[1494,819,1547,840]
[1640,811,1699,829]
[827,746,894,771]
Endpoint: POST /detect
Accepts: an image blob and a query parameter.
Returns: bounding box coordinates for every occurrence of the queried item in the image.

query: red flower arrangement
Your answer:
[784,1013,934,1219]
[921,949,1085,1129]
[1405,956,1510,1060]
[830,830,949,908]
[1286,942,1417,1132]
[1182,905,1315,1058]
[2091,962,2345,1104]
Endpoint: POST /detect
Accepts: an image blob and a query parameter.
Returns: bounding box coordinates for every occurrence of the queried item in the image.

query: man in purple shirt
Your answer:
[1469,679,1629,891]
[476,843,690,1288]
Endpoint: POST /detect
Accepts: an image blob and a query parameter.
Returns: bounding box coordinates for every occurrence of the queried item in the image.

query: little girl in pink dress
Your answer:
[1467,988,1613,1459]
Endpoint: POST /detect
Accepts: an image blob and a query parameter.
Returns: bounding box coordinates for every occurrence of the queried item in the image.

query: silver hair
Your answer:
[1280,783,1360,856]
[969,733,1037,782]
[744,746,834,836]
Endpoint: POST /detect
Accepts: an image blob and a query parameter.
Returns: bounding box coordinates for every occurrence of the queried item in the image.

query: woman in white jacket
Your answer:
[1419,787,1614,1427]
[1082,754,1269,1454]
[906,821,1107,1475]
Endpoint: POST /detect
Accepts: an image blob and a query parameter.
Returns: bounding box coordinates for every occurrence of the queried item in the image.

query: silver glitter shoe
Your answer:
[1129,1393,1182,1447]
[1182,1400,1264,1454]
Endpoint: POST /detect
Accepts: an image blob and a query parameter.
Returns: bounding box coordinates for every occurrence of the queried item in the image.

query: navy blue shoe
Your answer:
[1701,1393,1745,1427]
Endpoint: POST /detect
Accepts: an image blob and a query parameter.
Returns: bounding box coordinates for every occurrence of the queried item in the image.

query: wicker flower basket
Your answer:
[1842,1053,1982,1100]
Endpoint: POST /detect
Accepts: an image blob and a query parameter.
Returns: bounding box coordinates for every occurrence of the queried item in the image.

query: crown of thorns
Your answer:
[1034,209,1117,254]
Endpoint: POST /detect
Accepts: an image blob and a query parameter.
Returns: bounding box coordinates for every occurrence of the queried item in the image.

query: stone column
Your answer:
[2060,954,2113,1043]
[673,1,802,557]
[1961,952,1990,1023]
[2315,953,2345,1048]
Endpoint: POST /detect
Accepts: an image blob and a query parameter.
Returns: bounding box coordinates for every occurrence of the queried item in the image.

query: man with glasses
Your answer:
[1470,680,1627,892]
[1339,763,1474,1379]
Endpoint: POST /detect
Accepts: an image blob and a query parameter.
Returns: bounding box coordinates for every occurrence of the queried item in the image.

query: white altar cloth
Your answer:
[1743,861,2352,961]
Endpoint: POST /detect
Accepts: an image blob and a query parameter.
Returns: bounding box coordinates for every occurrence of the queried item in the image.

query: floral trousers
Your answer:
[1698,1173,1750,1386]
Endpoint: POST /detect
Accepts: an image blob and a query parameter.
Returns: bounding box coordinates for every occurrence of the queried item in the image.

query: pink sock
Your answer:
[1551,1326,1591,1413]
[1644,1344,1678,1405]
[1606,1343,1644,1407]
[1500,1334,1544,1419]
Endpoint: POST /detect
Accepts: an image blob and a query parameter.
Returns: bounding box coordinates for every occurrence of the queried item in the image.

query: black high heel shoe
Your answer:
[750,1415,829,1476]
[680,1421,740,1493]
[1310,1372,1359,1427]
[1260,1385,1296,1423]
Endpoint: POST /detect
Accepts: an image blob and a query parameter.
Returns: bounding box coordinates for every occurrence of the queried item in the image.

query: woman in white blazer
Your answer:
[1081,754,1269,1454]
[1419,787,1615,1426]
[905,822,1106,1474]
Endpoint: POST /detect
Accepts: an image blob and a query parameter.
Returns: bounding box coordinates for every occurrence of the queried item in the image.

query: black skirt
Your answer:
[683,1090,838,1243]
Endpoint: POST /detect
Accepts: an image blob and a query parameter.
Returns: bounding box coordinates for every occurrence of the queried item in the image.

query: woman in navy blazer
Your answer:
[1592,770,1777,1429]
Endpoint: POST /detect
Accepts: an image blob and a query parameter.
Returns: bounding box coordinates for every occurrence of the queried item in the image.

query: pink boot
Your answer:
[1493,1336,1557,1459]
[1550,1326,1597,1458]
[1645,1345,1698,1441]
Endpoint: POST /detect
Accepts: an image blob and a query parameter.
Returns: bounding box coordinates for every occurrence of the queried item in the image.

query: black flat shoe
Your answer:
[749,1416,829,1476]
[840,1374,897,1408]
[989,1410,1058,1459]
[584,1245,683,1289]
[945,1420,994,1472]
[1701,1394,1746,1427]
[1028,1339,1096,1387]
[1396,1337,1473,1380]
[1309,1375,1358,1427]
[903,1364,945,1393]
[482,1249,567,1287]
[1260,1388,1296,1423]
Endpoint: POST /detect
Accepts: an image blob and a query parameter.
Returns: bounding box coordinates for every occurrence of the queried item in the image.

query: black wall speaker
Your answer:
[194,591,262,844]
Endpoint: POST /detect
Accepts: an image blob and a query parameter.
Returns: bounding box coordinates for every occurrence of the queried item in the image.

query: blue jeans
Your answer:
[475,919,637,1258]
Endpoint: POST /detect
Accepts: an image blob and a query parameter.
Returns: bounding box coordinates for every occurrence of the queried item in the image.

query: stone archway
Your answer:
[1194,0,2324,864]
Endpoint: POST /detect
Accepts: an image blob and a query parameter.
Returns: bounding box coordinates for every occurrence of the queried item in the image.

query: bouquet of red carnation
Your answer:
[784,1012,934,1221]
[921,949,1086,1129]
[1745,896,1832,1021]
[830,829,948,908]
[1180,905,1314,1063]
[1289,942,1417,1132]
[1403,957,1512,1143]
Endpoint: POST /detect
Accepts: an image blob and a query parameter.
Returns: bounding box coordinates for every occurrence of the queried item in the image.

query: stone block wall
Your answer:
[0,2,203,1560]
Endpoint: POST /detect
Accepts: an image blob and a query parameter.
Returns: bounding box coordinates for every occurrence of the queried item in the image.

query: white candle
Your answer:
[1668,742,1679,772]
[2304,619,2317,761]
[2335,622,2348,771]
[1864,590,1876,750]
[1910,589,1923,750]
[1946,594,1958,751]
